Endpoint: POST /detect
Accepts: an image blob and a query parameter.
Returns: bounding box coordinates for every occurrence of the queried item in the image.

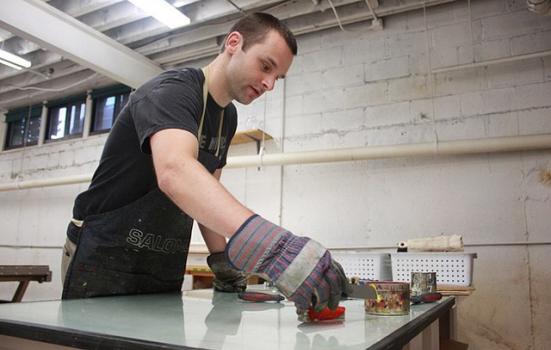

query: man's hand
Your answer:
[207,252,247,292]
[226,215,347,312]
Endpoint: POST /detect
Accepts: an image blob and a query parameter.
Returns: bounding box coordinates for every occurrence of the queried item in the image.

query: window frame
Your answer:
[90,85,131,135]
[3,105,42,150]
[45,97,87,143]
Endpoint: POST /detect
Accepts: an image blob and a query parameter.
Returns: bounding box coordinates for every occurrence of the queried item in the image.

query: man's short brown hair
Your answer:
[222,12,297,55]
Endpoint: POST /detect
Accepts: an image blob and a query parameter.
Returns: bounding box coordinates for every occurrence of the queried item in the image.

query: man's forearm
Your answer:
[157,156,253,238]
[199,223,227,253]
[151,129,253,237]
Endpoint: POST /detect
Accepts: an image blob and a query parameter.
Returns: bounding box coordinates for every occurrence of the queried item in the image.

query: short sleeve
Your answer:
[130,69,204,154]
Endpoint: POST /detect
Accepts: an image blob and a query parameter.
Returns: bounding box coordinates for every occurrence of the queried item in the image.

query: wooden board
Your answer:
[437,285,475,296]
[0,266,51,282]
[231,129,272,145]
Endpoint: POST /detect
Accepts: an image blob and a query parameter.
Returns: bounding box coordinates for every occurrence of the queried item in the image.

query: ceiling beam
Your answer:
[48,0,126,18]
[0,0,162,88]
[0,0,125,43]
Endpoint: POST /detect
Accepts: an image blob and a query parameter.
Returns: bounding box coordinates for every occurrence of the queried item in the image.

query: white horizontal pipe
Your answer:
[1,134,551,192]
[432,49,551,74]
[2,241,550,251]
[190,241,551,253]
[0,173,92,191]
[225,134,551,168]
[330,241,551,250]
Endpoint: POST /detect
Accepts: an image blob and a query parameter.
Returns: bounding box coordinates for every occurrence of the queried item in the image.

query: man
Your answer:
[61,13,346,313]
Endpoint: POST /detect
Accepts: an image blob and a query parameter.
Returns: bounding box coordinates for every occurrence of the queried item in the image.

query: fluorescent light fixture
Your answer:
[0,58,22,70]
[0,48,31,69]
[128,0,191,29]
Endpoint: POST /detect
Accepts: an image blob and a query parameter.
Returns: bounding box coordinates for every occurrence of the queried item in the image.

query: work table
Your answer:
[0,288,455,350]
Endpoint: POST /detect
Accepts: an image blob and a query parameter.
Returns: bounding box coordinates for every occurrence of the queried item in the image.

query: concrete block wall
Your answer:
[230,1,551,349]
[0,135,106,300]
[0,0,550,348]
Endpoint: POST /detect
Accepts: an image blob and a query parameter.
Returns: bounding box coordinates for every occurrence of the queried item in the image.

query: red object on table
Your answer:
[307,306,346,321]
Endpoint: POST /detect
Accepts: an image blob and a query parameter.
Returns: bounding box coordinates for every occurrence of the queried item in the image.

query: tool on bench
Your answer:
[410,292,442,304]
[238,291,285,303]
[239,281,387,322]
[239,290,347,322]
[344,282,379,300]
[239,281,378,303]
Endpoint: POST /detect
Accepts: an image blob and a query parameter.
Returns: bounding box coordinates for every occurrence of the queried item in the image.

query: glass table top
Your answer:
[0,287,453,350]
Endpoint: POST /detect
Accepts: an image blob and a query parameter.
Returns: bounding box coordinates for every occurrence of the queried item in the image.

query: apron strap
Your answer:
[215,109,224,157]
[199,66,225,158]
[198,67,209,140]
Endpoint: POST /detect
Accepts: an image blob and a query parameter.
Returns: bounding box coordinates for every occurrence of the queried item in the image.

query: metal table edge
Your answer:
[0,318,202,350]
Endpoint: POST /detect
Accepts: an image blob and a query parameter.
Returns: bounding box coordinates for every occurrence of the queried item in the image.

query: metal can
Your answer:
[410,272,437,296]
[364,281,410,315]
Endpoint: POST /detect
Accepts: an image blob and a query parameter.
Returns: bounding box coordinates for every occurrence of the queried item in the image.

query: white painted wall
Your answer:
[0,0,550,349]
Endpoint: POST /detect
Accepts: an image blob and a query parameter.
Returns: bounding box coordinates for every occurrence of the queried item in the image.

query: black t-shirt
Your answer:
[73,68,237,220]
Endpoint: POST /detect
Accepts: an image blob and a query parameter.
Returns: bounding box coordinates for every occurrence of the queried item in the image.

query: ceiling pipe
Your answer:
[1,134,550,192]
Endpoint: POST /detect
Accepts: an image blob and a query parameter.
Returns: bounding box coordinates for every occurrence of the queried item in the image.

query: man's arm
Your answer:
[199,169,228,253]
[198,169,248,292]
[151,128,346,311]
[150,128,252,238]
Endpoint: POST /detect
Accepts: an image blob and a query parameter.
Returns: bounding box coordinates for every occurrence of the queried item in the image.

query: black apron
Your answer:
[62,189,193,299]
[63,66,224,299]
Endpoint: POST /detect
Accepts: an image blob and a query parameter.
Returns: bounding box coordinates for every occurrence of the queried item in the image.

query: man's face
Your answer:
[225,30,294,105]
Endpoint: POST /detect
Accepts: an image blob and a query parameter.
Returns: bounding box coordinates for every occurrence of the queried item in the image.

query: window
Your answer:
[91,85,131,133]
[46,97,86,141]
[4,105,42,150]
[2,85,131,151]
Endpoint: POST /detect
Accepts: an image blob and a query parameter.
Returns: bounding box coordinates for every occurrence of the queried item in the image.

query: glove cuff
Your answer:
[226,215,328,299]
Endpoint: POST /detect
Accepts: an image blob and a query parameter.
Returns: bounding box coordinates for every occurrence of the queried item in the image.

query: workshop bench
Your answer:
[0,265,52,303]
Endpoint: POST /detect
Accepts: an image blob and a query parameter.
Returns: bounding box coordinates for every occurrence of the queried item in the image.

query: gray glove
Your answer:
[207,252,248,292]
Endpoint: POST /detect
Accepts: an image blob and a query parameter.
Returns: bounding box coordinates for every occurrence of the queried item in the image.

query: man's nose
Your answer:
[262,75,276,92]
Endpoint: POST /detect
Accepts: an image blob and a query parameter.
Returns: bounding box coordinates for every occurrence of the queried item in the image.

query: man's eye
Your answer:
[261,63,270,72]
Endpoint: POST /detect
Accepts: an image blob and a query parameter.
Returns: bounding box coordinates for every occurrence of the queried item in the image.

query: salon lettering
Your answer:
[126,228,186,254]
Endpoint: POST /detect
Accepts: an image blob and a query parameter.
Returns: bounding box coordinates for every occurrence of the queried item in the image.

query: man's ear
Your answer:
[224,31,242,55]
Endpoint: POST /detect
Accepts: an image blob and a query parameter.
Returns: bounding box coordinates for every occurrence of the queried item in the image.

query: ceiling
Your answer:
[0,0,456,112]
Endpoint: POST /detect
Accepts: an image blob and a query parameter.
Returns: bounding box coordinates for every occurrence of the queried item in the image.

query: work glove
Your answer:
[226,214,347,313]
[207,252,248,292]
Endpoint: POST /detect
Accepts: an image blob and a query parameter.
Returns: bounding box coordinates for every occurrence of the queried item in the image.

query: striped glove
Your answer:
[226,215,346,312]
[207,252,248,292]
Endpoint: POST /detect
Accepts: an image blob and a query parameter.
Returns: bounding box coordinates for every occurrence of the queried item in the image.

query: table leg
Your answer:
[440,309,449,338]
[12,281,30,302]
[402,320,440,350]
